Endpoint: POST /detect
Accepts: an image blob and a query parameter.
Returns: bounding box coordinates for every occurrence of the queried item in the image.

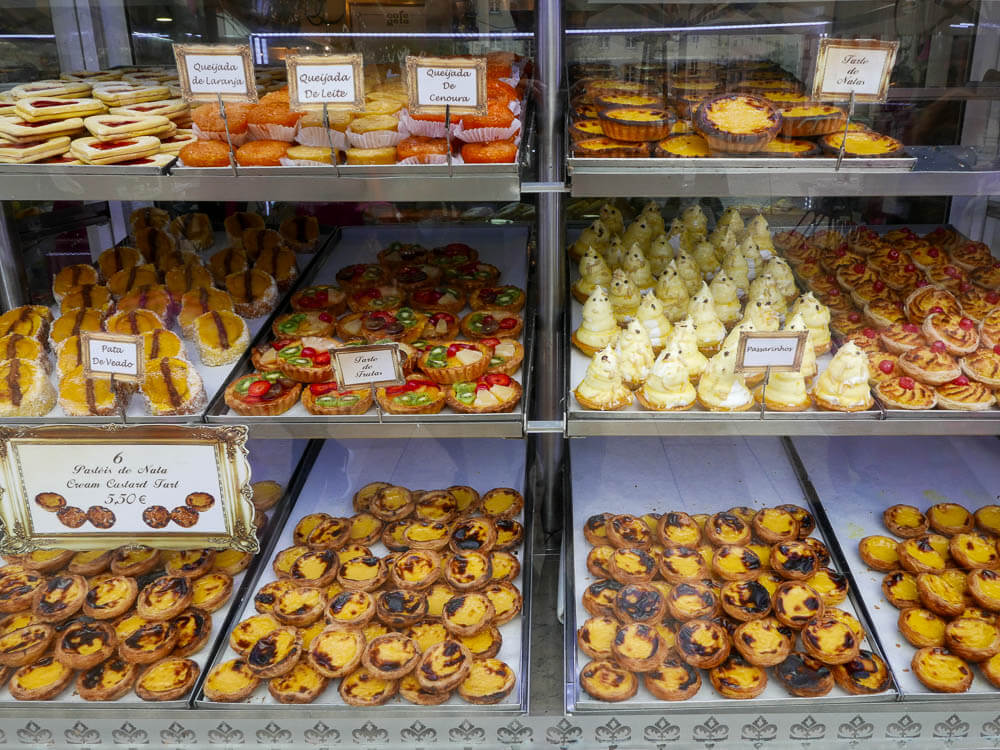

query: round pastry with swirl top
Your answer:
[694,94,781,153]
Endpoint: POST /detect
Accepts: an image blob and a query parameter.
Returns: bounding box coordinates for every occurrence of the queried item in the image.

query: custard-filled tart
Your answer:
[774,651,834,697]
[390,549,441,590]
[732,616,791,667]
[928,502,974,535]
[307,627,365,679]
[770,540,820,580]
[884,504,929,538]
[968,568,1000,610]
[136,575,193,621]
[709,654,768,699]
[779,103,845,137]
[338,555,387,592]
[272,545,309,578]
[457,657,515,705]
[608,547,657,584]
[805,568,849,606]
[905,285,963,323]
[582,579,623,619]
[268,661,328,705]
[945,617,1000,662]
[752,507,799,544]
[110,546,161,577]
[77,656,139,701]
[119,618,178,664]
[577,615,617,660]
[712,545,763,582]
[481,488,525,522]
[0,566,43,612]
[305,516,351,550]
[362,632,420,680]
[246,626,302,678]
[912,646,972,692]
[773,582,824,628]
[694,94,781,153]
[325,590,375,630]
[949,532,999,569]
[135,657,199,702]
[899,606,946,647]
[0,622,53,667]
[272,585,325,626]
[164,549,215,579]
[20,548,75,573]
[882,571,920,609]
[720,580,771,621]
[495,518,524,551]
[757,136,820,157]
[922,312,980,355]
[288,549,340,589]
[666,581,718,622]
[659,545,708,584]
[801,615,861,664]
[406,621,449,653]
[375,589,427,628]
[606,514,651,549]
[643,656,700,701]
[858,535,901,571]
[230,613,280,655]
[819,131,904,158]
[611,621,670,672]
[444,550,493,591]
[483,581,523,626]
[9,655,74,700]
[203,657,260,702]
[32,574,87,622]
[705,512,751,546]
[415,638,473,692]
[599,106,674,142]
[580,659,638,702]
[54,620,115,669]
[936,376,997,411]
[450,517,497,555]
[675,618,731,669]
[442,592,494,637]
[832,650,892,694]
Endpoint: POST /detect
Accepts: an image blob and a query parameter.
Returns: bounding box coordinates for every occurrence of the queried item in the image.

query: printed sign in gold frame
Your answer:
[173,43,258,104]
[286,54,365,112]
[735,331,808,373]
[0,425,257,554]
[405,55,488,116]
[812,38,899,103]
[80,330,143,383]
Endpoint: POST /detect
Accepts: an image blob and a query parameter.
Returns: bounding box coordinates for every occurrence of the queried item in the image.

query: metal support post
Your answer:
[534,0,565,539]
[0,207,28,310]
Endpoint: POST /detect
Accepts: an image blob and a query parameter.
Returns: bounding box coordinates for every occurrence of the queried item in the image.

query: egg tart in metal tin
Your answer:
[694,94,781,153]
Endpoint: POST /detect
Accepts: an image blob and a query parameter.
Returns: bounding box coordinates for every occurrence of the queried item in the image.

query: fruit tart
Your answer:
[469,285,526,314]
[225,371,301,416]
[418,341,491,384]
[446,373,523,413]
[225,269,279,318]
[443,261,502,291]
[275,340,334,382]
[336,263,390,292]
[422,311,460,341]
[143,357,207,416]
[428,242,479,269]
[461,310,523,339]
[360,308,427,344]
[291,285,347,316]
[194,310,249,366]
[482,337,524,375]
[779,103,846,137]
[904,285,962,323]
[960,347,1000,387]
[301,380,373,415]
[876,376,938,410]
[378,242,428,270]
[408,286,467,315]
[347,285,405,314]
[599,107,674,141]
[0,359,56,417]
[375,375,445,414]
[819,131,904,157]
[392,264,442,292]
[178,287,234,337]
[272,311,336,339]
[936,376,996,411]
[899,343,961,384]
[58,367,124,416]
[922,312,979,355]
[694,94,781,153]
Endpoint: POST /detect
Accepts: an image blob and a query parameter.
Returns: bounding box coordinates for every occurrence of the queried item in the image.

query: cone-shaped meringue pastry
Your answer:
[681,204,708,236]
[636,292,672,352]
[664,317,708,382]
[609,269,641,324]
[813,341,873,412]
[710,271,742,326]
[572,246,612,303]
[638,349,696,410]
[647,233,674,277]
[600,203,624,237]
[689,281,726,354]
[616,319,655,389]
[742,298,781,332]
[571,218,610,260]
[745,214,774,259]
[748,273,787,318]
[641,201,665,237]
[572,285,620,356]
[721,319,764,388]
[666,217,683,243]
[675,251,702,295]
[717,206,745,235]
[655,261,691,322]
[623,218,654,255]
[693,239,722,279]
[574,344,633,410]
[710,221,738,257]
[623,243,655,291]
[723,246,750,297]
[763,256,797,301]
[761,367,811,411]
[783,312,817,380]
[740,234,764,281]
[697,348,753,411]
[604,235,626,271]
[790,292,832,354]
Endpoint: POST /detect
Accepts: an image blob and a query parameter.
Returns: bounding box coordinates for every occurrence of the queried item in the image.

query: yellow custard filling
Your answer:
[617,629,655,659]
[660,134,711,156]
[193,574,228,604]
[826,132,900,155]
[18,660,69,689]
[782,105,841,118]
[949,618,997,648]
[614,551,649,574]
[409,623,447,651]
[918,650,968,680]
[706,99,774,134]
[374,637,415,662]
[888,574,919,601]
[343,670,389,698]
[889,506,925,527]
[741,621,785,651]
[861,536,899,563]
[763,139,813,153]
[932,504,971,527]
[462,660,511,696]
[142,660,192,692]
[342,560,379,581]
[607,109,665,123]
[903,609,945,640]
[449,596,490,626]
[406,523,447,542]
[208,661,256,691]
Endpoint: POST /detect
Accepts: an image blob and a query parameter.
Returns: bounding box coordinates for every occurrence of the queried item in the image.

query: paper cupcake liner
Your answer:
[507,99,522,117]
[396,154,450,166]
[346,127,408,149]
[398,110,448,138]
[192,123,248,146]
[279,157,329,167]
[451,121,521,143]
[295,125,348,150]
[248,122,297,142]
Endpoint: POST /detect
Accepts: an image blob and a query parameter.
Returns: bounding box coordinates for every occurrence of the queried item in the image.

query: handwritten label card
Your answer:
[735,331,808,372]
[82,331,142,382]
[333,344,405,389]
[812,39,899,103]
[405,55,487,116]
[173,43,258,103]
[0,425,258,553]
[286,54,365,112]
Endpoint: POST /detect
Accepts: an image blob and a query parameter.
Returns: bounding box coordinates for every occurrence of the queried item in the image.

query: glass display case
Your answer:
[0,0,999,744]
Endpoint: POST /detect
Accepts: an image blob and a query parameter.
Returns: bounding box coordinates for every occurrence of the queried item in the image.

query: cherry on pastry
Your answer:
[986,292,1000,304]
[959,318,975,331]
[862,328,878,340]
[899,377,915,390]
[878,360,895,375]
[905,263,917,273]
[853,263,866,273]
[874,281,886,292]
[929,306,944,314]
[915,279,929,287]
[888,250,900,260]
[931,341,947,353]
[928,248,940,258]
[951,375,970,386]
[994,345,1000,355]
[847,311,860,322]
[903,323,920,333]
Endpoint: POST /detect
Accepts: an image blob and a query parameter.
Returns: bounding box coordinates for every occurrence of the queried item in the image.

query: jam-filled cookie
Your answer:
[77,657,138,701]
[773,582,824,629]
[644,656,701,701]
[732,617,791,667]
[884,504,929,538]
[676,618,730,669]
[774,651,834,697]
[580,659,638,702]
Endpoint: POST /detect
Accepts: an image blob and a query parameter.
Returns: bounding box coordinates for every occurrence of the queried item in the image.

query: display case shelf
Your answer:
[568,146,1000,198]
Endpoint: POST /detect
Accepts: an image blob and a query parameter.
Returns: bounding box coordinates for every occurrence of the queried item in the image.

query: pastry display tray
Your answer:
[206,223,533,439]
[568,155,917,172]
[790,435,1000,702]
[0,438,315,709]
[0,159,176,178]
[195,436,532,714]
[565,435,898,713]
[0,227,335,427]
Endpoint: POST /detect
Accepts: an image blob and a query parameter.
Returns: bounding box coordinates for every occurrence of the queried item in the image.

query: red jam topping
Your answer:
[959,317,974,330]
[90,139,139,151]
[898,376,915,390]
[931,341,947,353]
[878,359,895,374]
[951,375,969,386]
[902,324,919,333]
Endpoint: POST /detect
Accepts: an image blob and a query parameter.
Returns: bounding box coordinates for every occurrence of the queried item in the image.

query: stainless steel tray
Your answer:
[195,436,532,714]
[568,155,917,172]
[206,223,533,439]
[0,159,175,177]
[565,435,899,713]
[790,435,1000,701]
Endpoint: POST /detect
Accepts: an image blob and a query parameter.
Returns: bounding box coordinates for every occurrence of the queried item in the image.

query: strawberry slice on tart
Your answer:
[446,373,523,414]
[301,380,373,415]
[418,341,491,384]
[481,337,525,375]
[272,311,335,339]
[225,371,301,416]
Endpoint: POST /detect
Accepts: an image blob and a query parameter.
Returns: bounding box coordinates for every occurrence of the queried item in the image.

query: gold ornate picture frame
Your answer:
[80,330,143,383]
[0,424,257,554]
[812,39,899,103]
[405,55,488,116]
[735,331,809,373]
[286,53,365,112]
[173,43,258,104]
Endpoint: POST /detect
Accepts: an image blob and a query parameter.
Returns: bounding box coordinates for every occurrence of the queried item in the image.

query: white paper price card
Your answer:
[332,344,405,389]
[405,55,488,116]
[0,425,258,553]
[286,54,365,111]
[736,331,809,372]
[173,43,258,103]
[812,39,899,103]
[81,331,142,382]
